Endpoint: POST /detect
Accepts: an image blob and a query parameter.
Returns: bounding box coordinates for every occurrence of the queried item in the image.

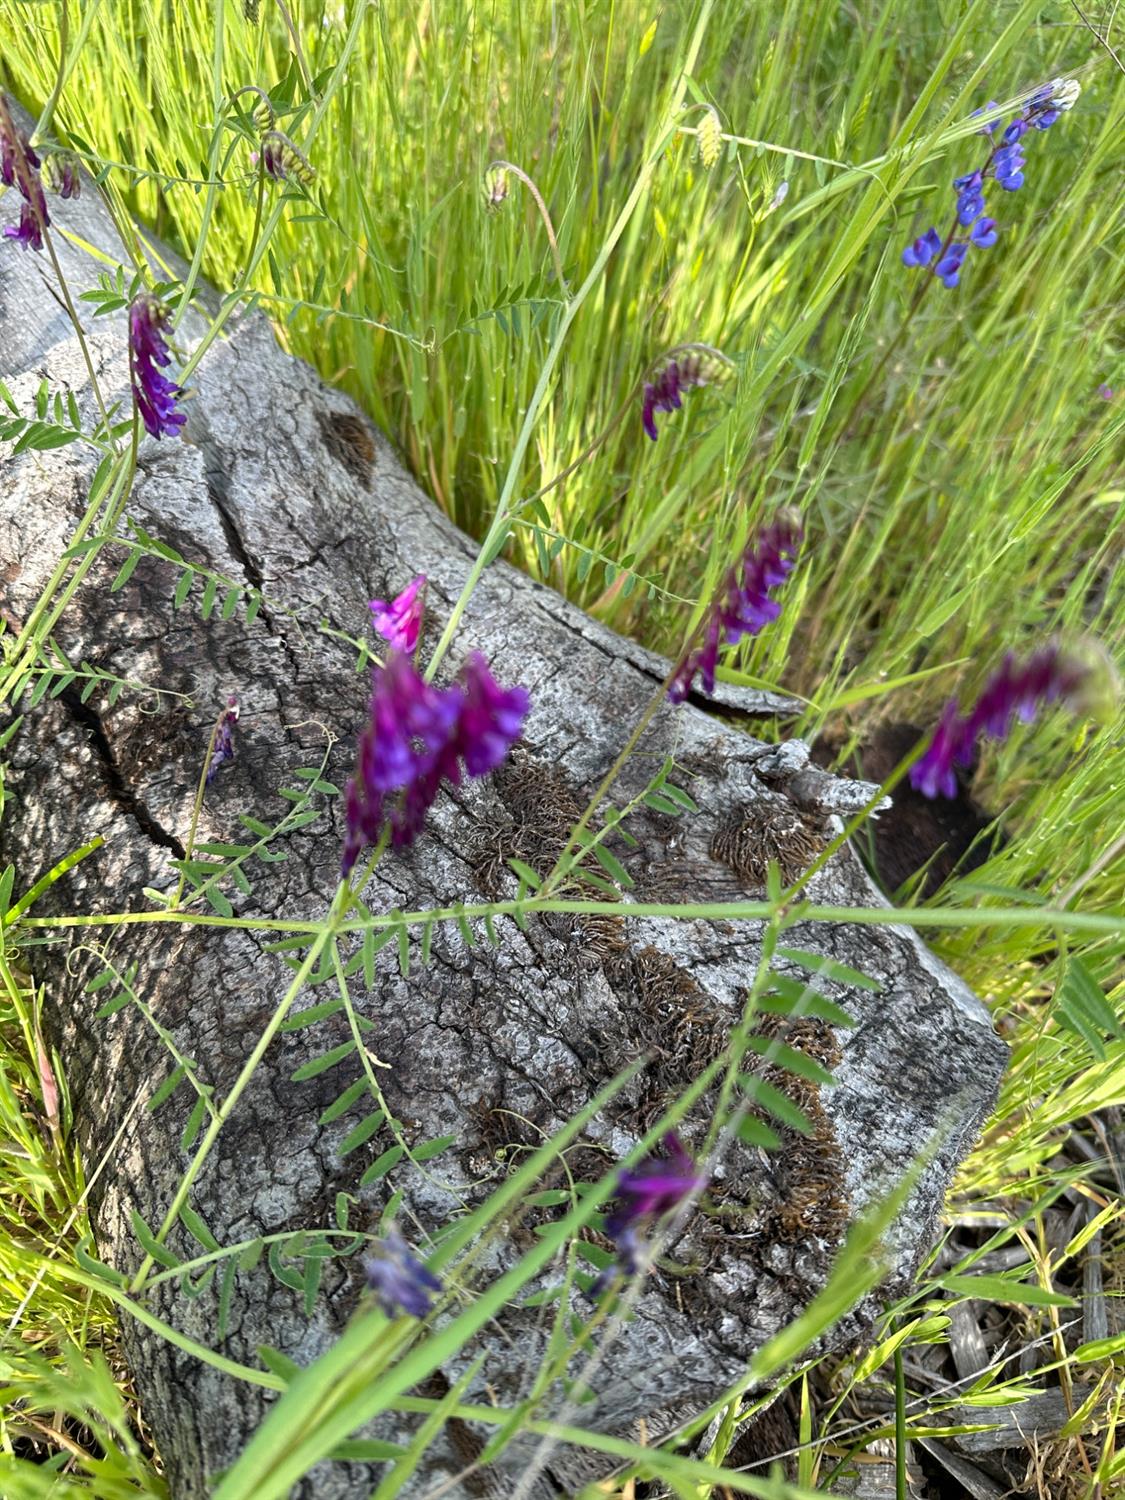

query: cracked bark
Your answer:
[0,142,1007,1499]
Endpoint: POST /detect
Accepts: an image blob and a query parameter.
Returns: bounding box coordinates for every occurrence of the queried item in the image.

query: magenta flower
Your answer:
[206,696,240,784]
[370,574,426,653]
[342,650,529,872]
[910,642,1114,799]
[456,653,531,777]
[1098,383,1114,401]
[0,95,50,251]
[592,1132,708,1297]
[668,511,803,702]
[605,1132,708,1237]
[363,1231,442,1319]
[909,699,970,800]
[641,346,730,441]
[129,294,186,439]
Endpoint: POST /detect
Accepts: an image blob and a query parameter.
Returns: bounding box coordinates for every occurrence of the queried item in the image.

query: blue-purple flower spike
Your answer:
[206,697,240,784]
[910,640,1117,800]
[641,346,731,442]
[668,511,803,703]
[901,78,1080,291]
[129,294,187,439]
[363,1230,442,1319]
[0,94,50,251]
[592,1133,708,1298]
[342,648,529,872]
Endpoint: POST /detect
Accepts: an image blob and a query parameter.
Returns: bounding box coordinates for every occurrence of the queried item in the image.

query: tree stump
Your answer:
[0,140,1007,1498]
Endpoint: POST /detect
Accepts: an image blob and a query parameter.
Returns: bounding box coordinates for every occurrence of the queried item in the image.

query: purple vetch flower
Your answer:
[605,1133,708,1237]
[909,640,1117,800]
[901,78,1080,291]
[668,511,803,703]
[254,129,315,186]
[129,294,186,439]
[902,227,942,268]
[1097,383,1114,400]
[641,346,731,442]
[363,1230,442,1319]
[591,1133,708,1298]
[386,655,530,849]
[206,696,240,783]
[0,95,50,251]
[455,653,531,777]
[44,150,81,199]
[370,574,426,653]
[909,699,969,800]
[342,650,529,872]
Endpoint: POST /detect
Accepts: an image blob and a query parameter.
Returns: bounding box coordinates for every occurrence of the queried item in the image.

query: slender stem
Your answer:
[244,157,269,282]
[174,0,225,331]
[514,388,634,513]
[175,0,370,384]
[128,901,341,1292]
[42,233,116,437]
[34,0,69,141]
[514,342,732,518]
[894,1346,908,1500]
[536,664,676,899]
[677,121,853,174]
[14,892,1125,940]
[274,0,315,97]
[486,159,568,294]
[426,4,715,681]
[172,704,230,907]
[0,98,115,441]
[0,438,137,710]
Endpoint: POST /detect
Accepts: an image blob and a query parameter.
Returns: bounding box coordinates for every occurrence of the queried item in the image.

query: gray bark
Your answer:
[0,144,1007,1498]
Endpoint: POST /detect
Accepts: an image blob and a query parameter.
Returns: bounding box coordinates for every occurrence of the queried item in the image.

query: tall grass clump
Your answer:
[1,0,1123,1493]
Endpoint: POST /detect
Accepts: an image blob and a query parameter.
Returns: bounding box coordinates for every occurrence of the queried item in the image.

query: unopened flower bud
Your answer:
[697,107,722,170]
[44,150,80,199]
[1046,77,1081,112]
[257,129,314,185]
[483,164,510,211]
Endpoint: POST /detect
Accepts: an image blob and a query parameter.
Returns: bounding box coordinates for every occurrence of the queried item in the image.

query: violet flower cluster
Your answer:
[342,646,529,873]
[593,1133,708,1298]
[206,697,240,784]
[363,1230,442,1319]
[902,78,1080,289]
[129,294,187,439]
[910,641,1110,799]
[641,346,730,442]
[0,95,50,251]
[370,574,426,653]
[668,512,803,703]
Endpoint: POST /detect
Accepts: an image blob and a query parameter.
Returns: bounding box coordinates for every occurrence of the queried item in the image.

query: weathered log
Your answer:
[0,142,1007,1498]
